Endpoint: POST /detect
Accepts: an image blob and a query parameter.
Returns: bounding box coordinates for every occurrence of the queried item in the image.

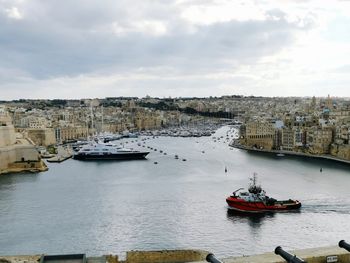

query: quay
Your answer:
[46,154,72,163]
[1,246,350,263]
[46,146,73,163]
[230,141,350,165]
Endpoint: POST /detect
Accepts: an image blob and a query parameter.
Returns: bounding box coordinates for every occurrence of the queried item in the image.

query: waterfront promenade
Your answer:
[230,140,350,165]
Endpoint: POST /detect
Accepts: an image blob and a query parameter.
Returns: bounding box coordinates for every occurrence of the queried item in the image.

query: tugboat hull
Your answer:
[226,197,301,213]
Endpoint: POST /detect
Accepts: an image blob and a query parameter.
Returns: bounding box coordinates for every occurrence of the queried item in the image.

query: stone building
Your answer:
[0,106,47,174]
[55,126,88,143]
[281,128,294,151]
[243,120,275,150]
[307,127,333,154]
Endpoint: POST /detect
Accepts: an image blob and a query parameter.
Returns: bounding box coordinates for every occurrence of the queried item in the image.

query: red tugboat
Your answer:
[226,173,301,213]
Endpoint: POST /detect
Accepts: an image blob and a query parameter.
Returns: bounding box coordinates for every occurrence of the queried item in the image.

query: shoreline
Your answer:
[230,142,350,165]
[0,160,48,175]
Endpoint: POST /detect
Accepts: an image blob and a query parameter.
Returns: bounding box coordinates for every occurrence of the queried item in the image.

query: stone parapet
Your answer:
[1,247,349,263]
[224,246,350,263]
[0,125,16,147]
[125,250,208,263]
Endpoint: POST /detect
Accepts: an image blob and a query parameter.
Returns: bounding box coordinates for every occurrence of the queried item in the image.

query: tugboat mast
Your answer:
[252,172,257,187]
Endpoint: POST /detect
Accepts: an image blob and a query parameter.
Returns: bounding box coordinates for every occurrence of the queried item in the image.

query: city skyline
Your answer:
[1,0,350,99]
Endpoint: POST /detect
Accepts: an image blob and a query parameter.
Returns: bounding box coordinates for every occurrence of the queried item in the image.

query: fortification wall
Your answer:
[0,145,45,174]
[0,125,16,147]
[125,250,208,263]
[26,129,56,146]
[0,146,16,170]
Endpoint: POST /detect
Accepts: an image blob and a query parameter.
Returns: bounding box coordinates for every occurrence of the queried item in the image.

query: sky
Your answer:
[0,0,350,99]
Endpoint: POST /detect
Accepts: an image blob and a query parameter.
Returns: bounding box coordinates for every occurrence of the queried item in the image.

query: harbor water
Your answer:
[1,126,350,258]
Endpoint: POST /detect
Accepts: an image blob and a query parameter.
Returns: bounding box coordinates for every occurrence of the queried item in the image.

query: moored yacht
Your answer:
[73,142,149,160]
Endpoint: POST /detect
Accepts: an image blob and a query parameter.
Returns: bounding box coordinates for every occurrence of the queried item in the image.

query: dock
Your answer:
[46,145,73,163]
[46,154,72,163]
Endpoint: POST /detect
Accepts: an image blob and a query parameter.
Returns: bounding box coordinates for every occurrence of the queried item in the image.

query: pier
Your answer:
[46,146,73,163]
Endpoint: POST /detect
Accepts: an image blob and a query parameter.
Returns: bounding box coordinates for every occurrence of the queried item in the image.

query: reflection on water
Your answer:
[226,209,276,228]
[0,172,39,185]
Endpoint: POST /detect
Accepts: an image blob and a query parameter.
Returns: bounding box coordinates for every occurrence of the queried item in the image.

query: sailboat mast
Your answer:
[101,105,104,133]
[90,104,94,133]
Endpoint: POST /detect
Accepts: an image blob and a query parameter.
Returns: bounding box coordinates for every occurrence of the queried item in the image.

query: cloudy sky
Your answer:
[1,0,350,99]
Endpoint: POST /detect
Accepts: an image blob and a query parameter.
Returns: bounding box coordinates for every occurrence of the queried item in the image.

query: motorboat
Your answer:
[226,173,301,213]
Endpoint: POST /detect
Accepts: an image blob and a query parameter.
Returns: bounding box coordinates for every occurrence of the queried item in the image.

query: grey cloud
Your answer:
[0,1,311,81]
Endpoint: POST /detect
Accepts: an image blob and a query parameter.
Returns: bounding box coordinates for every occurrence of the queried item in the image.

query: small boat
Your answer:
[226,173,301,213]
[276,153,285,157]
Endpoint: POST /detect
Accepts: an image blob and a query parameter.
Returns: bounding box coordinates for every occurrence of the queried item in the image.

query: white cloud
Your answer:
[5,6,22,19]
[112,20,167,36]
[179,1,266,25]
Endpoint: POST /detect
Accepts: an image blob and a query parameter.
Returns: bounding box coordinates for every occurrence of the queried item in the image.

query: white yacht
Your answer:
[73,142,149,160]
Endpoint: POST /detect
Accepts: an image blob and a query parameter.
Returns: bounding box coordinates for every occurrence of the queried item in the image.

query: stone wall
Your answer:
[243,137,274,150]
[26,128,56,146]
[0,125,16,147]
[337,144,350,160]
[0,144,46,174]
[330,144,350,160]
[125,250,208,263]
[224,245,350,263]
[0,146,16,170]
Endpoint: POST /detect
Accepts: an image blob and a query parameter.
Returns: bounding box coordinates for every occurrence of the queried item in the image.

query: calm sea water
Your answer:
[1,126,350,258]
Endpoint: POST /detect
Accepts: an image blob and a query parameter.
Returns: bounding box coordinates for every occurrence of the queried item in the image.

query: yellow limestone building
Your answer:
[0,106,47,174]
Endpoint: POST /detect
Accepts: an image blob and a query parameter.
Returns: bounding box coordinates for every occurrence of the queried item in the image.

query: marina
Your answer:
[1,126,350,258]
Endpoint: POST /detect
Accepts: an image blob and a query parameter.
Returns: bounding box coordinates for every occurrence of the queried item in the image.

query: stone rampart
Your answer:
[0,145,47,174]
[224,245,350,263]
[1,246,350,263]
[26,128,56,146]
[124,250,208,263]
[0,125,16,147]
